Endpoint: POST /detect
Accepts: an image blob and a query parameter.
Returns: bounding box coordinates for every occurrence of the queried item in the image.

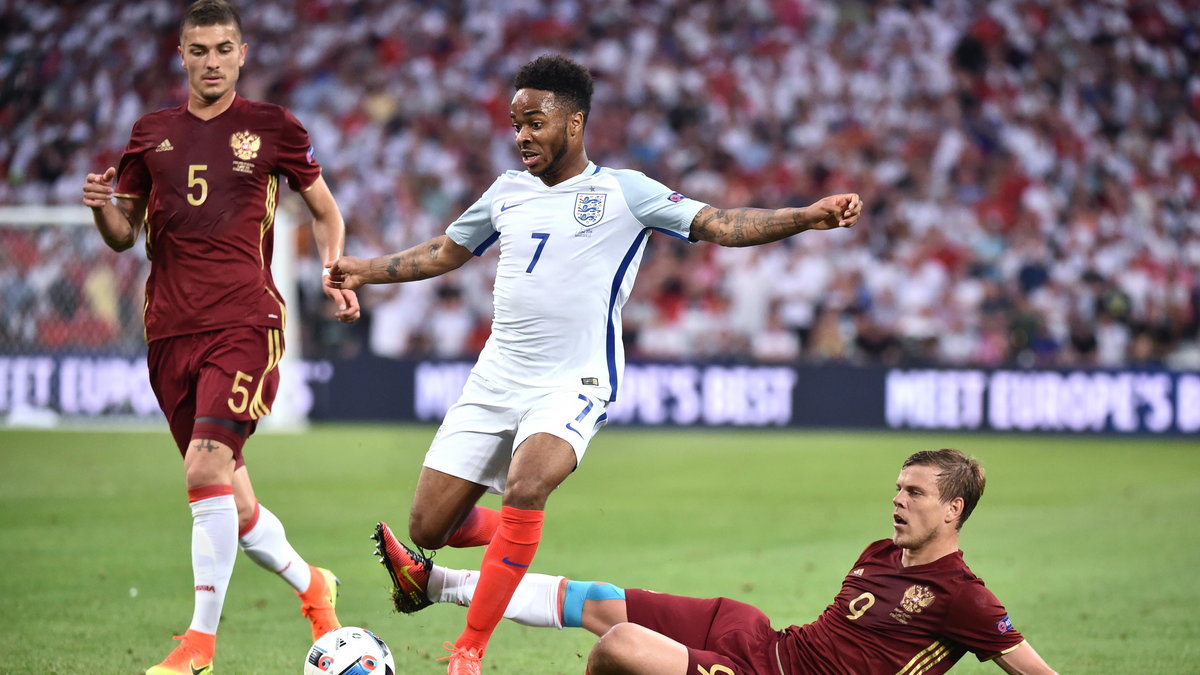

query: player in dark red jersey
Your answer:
[381,448,1058,674]
[80,2,359,674]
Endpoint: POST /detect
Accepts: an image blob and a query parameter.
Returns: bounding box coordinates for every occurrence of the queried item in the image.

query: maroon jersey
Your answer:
[114,95,320,341]
[778,539,1025,674]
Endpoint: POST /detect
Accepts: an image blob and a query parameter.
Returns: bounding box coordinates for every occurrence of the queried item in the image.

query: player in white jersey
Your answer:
[328,54,862,675]
[449,162,701,398]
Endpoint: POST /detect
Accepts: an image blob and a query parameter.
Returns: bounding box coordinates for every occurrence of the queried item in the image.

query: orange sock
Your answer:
[456,506,543,652]
[446,506,501,548]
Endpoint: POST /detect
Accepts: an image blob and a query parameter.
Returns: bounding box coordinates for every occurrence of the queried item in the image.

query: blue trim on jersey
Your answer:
[648,226,691,241]
[592,164,602,175]
[606,229,650,401]
[473,230,500,256]
[562,581,626,628]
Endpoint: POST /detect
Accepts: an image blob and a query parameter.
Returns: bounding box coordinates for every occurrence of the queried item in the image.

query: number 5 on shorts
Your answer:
[228,371,254,414]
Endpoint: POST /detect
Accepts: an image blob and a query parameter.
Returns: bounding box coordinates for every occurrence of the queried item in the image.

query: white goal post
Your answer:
[0,204,306,431]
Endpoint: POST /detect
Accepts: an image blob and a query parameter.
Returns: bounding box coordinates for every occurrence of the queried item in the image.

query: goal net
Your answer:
[0,205,306,431]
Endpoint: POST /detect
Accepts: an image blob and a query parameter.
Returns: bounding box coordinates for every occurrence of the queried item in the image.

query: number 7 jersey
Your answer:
[114,95,321,342]
[446,162,707,400]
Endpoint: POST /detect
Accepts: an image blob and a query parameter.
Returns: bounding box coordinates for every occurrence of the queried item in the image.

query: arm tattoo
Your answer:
[386,255,402,280]
[694,207,794,247]
[691,208,721,242]
[416,239,444,280]
[385,239,444,281]
[729,211,748,245]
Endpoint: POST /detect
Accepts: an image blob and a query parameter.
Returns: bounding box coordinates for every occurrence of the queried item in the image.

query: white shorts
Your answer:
[423,373,609,494]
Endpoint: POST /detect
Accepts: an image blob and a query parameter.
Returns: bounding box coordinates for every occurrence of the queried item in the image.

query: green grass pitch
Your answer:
[1,425,1198,673]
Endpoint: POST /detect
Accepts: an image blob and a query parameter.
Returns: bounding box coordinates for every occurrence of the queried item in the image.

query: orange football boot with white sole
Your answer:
[145,629,214,675]
[299,565,341,641]
[372,521,433,613]
[440,641,484,675]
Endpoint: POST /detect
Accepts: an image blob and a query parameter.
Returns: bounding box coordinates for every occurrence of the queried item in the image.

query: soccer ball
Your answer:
[303,626,396,675]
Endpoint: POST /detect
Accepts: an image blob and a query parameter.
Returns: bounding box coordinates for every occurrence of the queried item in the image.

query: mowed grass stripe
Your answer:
[0,426,1196,673]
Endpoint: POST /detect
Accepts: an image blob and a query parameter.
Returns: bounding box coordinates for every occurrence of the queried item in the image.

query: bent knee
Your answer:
[183,439,235,489]
[589,623,642,671]
[408,511,451,550]
[501,476,556,510]
[589,622,689,675]
[587,633,621,673]
[184,464,227,490]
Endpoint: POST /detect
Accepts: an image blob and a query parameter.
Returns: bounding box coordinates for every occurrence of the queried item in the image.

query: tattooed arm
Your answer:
[688,193,863,247]
[327,235,474,290]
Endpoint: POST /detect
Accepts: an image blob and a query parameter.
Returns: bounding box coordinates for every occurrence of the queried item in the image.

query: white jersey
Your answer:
[446,162,707,401]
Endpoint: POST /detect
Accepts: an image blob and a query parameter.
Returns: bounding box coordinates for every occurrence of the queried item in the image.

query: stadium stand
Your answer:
[2,0,1197,368]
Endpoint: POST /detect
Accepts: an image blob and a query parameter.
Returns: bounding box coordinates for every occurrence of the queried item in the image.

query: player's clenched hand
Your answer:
[808,193,863,230]
[326,256,368,291]
[323,258,364,322]
[82,167,117,208]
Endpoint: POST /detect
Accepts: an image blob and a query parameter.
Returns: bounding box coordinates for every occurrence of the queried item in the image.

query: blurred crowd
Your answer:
[2,0,1199,369]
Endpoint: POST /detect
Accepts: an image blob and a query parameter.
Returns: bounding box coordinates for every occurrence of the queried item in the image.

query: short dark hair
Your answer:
[902,448,986,530]
[513,55,594,123]
[180,0,243,42]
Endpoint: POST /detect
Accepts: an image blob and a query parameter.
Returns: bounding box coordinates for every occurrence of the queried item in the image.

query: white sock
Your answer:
[430,566,564,629]
[238,503,312,592]
[188,494,238,634]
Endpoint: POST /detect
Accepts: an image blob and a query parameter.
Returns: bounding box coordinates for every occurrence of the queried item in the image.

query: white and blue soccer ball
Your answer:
[304,626,395,675]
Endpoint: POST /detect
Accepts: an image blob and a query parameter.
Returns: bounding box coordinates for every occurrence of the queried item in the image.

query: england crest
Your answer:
[574,193,606,227]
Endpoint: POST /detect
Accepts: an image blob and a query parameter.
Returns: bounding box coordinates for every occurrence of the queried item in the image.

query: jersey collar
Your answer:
[537,161,598,189]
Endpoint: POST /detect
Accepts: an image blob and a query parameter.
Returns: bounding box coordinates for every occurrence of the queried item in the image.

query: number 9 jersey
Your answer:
[779,539,1027,673]
[114,95,321,342]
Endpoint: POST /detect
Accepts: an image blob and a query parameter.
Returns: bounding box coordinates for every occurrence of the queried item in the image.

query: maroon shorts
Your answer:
[626,589,782,675]
[147,325,284,464]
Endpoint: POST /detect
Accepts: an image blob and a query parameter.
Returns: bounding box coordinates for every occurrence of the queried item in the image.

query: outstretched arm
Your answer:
[82,167,146,252]
[327,234,474,291]
[300,175,360,323]
[689,193,862,247]
[993,641,1057,675]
